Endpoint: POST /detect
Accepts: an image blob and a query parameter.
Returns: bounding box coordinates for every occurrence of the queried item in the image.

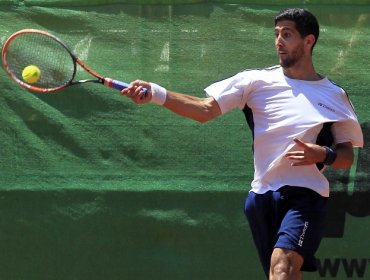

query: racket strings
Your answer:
[5,33,75,88]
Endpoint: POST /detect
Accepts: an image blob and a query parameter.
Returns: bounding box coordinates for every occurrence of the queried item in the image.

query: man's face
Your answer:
[274,20,305,68]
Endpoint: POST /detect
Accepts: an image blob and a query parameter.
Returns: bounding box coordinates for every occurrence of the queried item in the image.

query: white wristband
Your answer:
[150,83,167,105]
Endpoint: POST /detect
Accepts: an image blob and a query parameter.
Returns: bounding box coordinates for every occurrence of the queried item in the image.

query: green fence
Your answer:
[0,1,369,279]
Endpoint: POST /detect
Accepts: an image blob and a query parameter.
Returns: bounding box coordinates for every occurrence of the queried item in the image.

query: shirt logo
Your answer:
[318,102,335,113]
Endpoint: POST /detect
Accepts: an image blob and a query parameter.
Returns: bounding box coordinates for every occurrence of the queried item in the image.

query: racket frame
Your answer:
[2,29,124,93]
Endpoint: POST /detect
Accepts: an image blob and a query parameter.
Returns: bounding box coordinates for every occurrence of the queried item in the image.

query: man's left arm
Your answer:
[285,139,354,169]
[331,142,354,169]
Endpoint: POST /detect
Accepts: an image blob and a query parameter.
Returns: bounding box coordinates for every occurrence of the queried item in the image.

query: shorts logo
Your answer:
[298,221,309,247]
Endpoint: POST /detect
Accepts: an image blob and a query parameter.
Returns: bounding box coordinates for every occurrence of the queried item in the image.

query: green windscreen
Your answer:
[0,1,369,279]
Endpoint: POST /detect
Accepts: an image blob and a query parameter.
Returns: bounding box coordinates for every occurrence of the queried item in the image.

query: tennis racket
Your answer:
[1,29,146,94]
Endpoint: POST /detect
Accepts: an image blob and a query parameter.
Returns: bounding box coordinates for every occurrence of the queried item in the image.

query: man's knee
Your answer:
[270,248,303,280]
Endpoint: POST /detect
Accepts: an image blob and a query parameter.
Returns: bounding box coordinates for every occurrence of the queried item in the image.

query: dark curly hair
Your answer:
[275,8,320,49]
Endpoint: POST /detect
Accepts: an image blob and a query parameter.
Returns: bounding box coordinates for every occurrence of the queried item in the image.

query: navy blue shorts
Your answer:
[244,186,328,277]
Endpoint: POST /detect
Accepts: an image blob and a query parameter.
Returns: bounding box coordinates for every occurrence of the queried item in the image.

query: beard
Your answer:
[279,47,304,68]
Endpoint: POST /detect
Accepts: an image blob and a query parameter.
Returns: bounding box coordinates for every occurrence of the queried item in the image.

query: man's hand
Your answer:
[121,80,152,104]
[285,138,326,166]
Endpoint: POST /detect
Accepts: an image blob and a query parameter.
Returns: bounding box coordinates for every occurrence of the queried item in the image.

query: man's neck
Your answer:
[282,61,321,81]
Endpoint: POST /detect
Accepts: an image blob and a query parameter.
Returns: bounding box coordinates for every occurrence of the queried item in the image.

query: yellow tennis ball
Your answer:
[22,65,41,84]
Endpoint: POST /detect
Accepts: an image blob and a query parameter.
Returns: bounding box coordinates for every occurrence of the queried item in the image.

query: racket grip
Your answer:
[104,78,147,94]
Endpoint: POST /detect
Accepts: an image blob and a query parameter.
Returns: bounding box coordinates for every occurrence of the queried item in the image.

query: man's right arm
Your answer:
[121,80,222,123]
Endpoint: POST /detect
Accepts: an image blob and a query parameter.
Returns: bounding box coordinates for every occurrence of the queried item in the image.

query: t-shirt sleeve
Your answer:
[331,90,364,148]
[332,120,364,148]
[204,71,253,114]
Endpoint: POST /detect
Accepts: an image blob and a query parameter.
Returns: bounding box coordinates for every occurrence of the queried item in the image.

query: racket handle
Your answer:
[104,78,147,94]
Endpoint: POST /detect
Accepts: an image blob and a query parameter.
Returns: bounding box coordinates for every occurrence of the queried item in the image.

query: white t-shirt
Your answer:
[205,66,363,197]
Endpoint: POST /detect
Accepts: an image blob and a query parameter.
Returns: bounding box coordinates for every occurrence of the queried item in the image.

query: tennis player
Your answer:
[121,8,363,280]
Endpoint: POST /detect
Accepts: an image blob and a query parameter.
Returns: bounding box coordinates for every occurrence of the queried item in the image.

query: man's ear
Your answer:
[304,34,316,48]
